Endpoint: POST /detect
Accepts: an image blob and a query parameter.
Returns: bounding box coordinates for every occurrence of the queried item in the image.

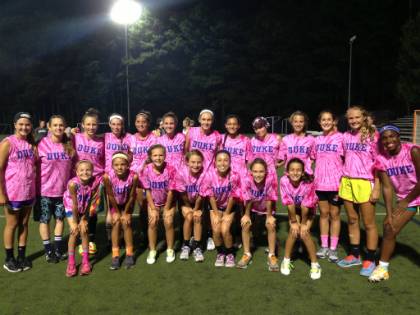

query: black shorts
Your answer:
[315,191,343,207]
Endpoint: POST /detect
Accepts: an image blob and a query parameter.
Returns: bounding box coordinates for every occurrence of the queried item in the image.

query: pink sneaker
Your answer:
[79,262,91,276]
[66,263,77,277]
[225,254,235,268]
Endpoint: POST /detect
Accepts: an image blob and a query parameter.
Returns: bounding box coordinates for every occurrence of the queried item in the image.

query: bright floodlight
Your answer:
[111,0,143,25]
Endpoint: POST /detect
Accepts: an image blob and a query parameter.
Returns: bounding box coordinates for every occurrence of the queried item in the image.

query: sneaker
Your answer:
[225,254,235,268]
[55,250,68,261]
[123,255,135,269]
[206,237,215,251]
[236,254,252,269]
[66,263,77,277]
[360,260,376,277]
[368,266,390,282]
[17,257,32,271]
[267,255,279,272]
[316,247,329,259]
[109,257,120,270]
[327,249,339,263]
[147,250,157,265]
[310,263,322,280]
[45,252,59,264]
[180,246,190,260]
[337,255,362,268]
[280,259,294,276]
[214,253,225,267]
[193,248,204,262]
[79,262,91,275]
[166,249,176,263]
[3,258,22,273]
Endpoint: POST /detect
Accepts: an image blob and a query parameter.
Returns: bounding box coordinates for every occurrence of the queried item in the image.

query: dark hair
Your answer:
[185,149,204,162]
[317,110,337,123]
[215,149,231,160]
[136,110,152,124]
[162,112,178,125]
[286,158,312,183]
[146,144,166,164]
[250,158,268,172]
[82,108,100,124]
[225,114,241,125]
[289,110,309,132]
[48,115,75,157]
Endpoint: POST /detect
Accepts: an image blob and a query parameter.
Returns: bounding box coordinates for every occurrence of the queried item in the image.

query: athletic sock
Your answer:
[68,251,75,265]
[366,249,376,262]
[379,260,389,270]
[54,235,63,253]
[191,240,200,250]
[283,257,290,263]
[82,249,89,264]
[225,247,233,255]
[350,245,360,258]
[330,236,339,250]
[320,235,329,248]
[183,240,190,247]
[17,246,26,259]
[311,262,320,268]
[43,239,52,254]
[5,248,14,260]
[216,246,225,255]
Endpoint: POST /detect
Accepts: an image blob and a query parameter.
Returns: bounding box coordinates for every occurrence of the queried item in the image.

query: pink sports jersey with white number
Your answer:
[248,133,280,175]
[104,132,131,172]
[242,173,278,214]
[142,163,176,207]
[201,169,242,209]
[108,169,136,205]
[157,133,185,168]
[280,175,317,212]
[173,166,206,204]
[279,134,315,175]
[222,134,251,174]
[38,136,73,197]
[311,132,344,191]
[342,131,378,181]
[375,143,420,207]
[128,133,157,173]
[4,135,36,201]
[74,133,104,177]
[63,176,101,214]
[187,127,221,171]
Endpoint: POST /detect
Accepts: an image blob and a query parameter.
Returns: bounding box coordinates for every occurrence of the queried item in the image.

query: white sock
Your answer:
[245,252,252,257]
[379,260,389,270]
[311,262,320,269]
[283,257,290,263]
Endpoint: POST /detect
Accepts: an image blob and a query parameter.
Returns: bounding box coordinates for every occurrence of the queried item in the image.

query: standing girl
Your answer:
[237,158,279,271]
[203,150,242,268]
[0,112,36,272]
[142,144,176,264]
[35,115,74,263]
[103,152,138,270]
[337,105,380,277]
[279,158,321,280]
[311,111,344,262]
[157,112,186,168]
[369,126,420,282]
[63,160,101,277]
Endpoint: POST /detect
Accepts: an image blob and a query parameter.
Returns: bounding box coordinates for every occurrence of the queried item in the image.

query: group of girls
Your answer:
[0,105,418,282]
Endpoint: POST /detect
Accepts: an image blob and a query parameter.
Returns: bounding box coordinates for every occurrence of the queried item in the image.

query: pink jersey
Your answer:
[128,133,157,173]
[375,143,420,207]
[248,133,280,175]
[201,169,242,209]
[173,166,206,204]
[279,134,315,175]
[141,163,176,207]
[222,134,251,173]
[342,131,378,181]
[38,136,73,197]
[108,169,136,205]
[157,133,185,168]
[74,133,104,177]
[187,127,221,171]
[3,135,36,201]
[242,173,278,214]
[104,132,131,172]
[311,132,344,191]
[280,175,317,211]
[63,176,101,214]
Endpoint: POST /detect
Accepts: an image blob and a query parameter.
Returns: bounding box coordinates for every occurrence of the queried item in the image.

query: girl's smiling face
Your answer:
[251,163,267,184]
[199,113,213,132]
[188,154,203,175]
[14,118,32,138]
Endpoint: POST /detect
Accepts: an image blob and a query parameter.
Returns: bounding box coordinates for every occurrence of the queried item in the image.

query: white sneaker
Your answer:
[166,249,175,263]
[146,250,157,265]
[180,246,190,260]
[193,248,204,262]
[206,237,215,251]
[310,263,322,280]
[280,259,294,276]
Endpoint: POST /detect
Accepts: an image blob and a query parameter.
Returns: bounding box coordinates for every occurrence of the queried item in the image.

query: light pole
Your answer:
[110,0,143,128]
[347,35,357,108]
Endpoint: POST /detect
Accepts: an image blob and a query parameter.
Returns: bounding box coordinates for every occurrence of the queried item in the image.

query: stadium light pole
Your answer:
[347,35,357,108]
[110,0,143,128]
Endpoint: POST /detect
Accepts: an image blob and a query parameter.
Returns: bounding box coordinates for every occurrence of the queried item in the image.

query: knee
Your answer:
[319,212,329,220]
[265,222,276,232]
[383,224,396,239]
[193,212,202,224]
[364,221,378,232]
[184,213,193,223]
[330,212,340,222]
[347,215,359,226]
[221,225,231,237]
[164,214,174,227]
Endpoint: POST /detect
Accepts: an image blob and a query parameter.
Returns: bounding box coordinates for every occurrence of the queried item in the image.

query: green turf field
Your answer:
[0,205,419,315]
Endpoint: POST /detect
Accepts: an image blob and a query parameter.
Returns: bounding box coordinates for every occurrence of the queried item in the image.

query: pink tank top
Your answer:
[188,127,221,171]
[63,176,101,214]
[157,133,185,168]
[129,133,157,173]
[248,133,280,175]
[278,134,315,175]
[141,163,176,207]
[108,169,136,205]
[104,132,131,172]
[173,165,206,204]
[38,136,73,197]
[222,134,251,174]
[74,133,104,177]
[280,175,317,211]
[4,135,36,201]
[242,172,278,214]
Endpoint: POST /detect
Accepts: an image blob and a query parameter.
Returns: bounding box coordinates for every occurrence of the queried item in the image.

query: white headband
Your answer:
[109,114,124,123]
[112,153,129,161]
[199,109,214,119]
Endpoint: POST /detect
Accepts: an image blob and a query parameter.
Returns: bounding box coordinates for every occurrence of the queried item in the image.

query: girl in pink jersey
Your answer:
[142,144,177,264]
[35,115,74,263]
[157,112,186,168]
[103,152,138,270]
[311,110,344,262]
[337,105,380,277]
[236,158,279,271]
[174,150,206,262]
[279,158,321,280]
[202,150,242,268]
[0,112,36,272]
[63,160,100,277]
[278,111,315,175]
[369,126,420,282]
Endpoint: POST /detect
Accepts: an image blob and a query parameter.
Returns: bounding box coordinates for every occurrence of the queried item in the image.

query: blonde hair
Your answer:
[346,105,375,143]
[288,110,309,132]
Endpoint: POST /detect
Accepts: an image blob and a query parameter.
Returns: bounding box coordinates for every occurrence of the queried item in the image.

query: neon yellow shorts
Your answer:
[338,177,372,204]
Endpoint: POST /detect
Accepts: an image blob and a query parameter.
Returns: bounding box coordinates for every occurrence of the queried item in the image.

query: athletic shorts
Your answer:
[316,191,343,207]
[212,204,240,213]
[33,196,65,223]
[109,203,128,215]
[406,206,420,212]
[338,177,373,204]
[8,199,34,211]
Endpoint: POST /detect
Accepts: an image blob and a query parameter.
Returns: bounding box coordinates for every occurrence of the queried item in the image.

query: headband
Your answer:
[199,109,214,118]
[14,112,32,123]
[379,125,400,135]
[109,114,124,123]
[252,116,270,129]
[112,153,129,161]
